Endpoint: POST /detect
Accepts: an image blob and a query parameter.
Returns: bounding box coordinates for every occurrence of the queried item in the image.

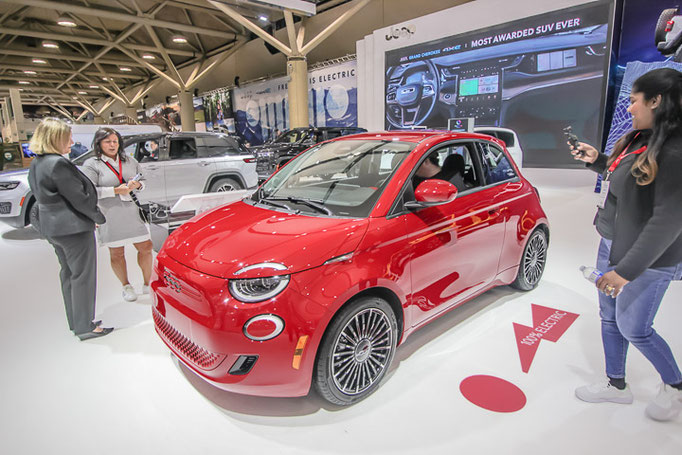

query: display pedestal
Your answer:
[148,190,253,252]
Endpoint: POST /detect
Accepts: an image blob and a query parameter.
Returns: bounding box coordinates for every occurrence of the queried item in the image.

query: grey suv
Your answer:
[0,131,257,229]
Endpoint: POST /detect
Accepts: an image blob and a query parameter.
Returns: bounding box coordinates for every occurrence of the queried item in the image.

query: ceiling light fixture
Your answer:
[88,85,99,89]
[119,67,132,72]
[78,91,87,95]
[18,81,30,85]
[258,14,269,22]
[23,70,37,75]
[171,34,188,44]
[42,40,59,49]
[141,53,156,60]
[32,58,47,64]
[57,16,77,27]
[102,77,109,80]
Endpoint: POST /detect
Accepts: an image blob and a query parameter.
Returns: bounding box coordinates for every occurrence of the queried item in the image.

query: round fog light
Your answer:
[244,314,284,341]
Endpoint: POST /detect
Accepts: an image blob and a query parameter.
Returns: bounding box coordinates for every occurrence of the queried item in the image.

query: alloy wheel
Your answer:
[330,308,394,396]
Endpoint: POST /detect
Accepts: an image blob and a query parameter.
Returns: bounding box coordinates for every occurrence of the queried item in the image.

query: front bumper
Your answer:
[151,252,327,397]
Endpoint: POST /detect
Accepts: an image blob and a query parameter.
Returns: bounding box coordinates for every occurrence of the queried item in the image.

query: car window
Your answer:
[410,142,480,194]
[196,136,241,157]
[134,139,160,162]
[169,138,197,160]
[478,142,516,185]
[256,140,414,217]
[325,130,343,140]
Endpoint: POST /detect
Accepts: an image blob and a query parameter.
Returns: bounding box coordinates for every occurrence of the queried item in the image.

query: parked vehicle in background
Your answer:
[473,126,523,167]
[111,131,258,206]
[151,130,548,406]
[252,126,367,182]
[0,130,257,229]
[0,123,162,229]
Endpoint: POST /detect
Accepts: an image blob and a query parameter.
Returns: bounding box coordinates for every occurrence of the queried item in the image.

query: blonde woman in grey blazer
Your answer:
[27,118,113,340]
[82,128,152,303]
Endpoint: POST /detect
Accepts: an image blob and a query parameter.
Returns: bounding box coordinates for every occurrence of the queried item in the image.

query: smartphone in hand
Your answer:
[563,126,584,157]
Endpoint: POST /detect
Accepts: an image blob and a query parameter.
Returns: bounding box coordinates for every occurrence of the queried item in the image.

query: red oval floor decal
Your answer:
[460,375,526,412]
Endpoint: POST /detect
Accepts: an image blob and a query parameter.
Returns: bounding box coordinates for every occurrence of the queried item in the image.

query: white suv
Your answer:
[474,127,524,168]
[0,131,258,229]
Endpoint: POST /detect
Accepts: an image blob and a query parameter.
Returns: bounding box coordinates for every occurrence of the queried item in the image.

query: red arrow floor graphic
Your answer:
[513,304,579,373]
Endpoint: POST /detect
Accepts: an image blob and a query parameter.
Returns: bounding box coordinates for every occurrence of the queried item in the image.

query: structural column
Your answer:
[9,89,27,141]
[125,106,138,124]
[178,90,195,132]
[287,57,309,128]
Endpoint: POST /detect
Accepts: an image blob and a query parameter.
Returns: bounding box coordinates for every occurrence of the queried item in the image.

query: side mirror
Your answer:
[405,179,458,210]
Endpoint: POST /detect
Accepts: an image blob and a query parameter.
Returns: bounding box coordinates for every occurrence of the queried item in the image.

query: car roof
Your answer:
[334,130,498,144]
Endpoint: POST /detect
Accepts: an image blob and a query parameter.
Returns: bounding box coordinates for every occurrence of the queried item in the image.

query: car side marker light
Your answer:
[292,335,309,370]
[19,196,25,207]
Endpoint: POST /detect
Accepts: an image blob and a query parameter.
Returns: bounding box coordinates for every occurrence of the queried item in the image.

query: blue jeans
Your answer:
[597,238,682,385]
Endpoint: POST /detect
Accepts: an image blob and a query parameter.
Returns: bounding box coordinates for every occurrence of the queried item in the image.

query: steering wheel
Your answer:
[386,60,440,129]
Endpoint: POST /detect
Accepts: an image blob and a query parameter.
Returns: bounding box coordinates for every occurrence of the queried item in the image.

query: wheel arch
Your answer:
[203,173,246,193]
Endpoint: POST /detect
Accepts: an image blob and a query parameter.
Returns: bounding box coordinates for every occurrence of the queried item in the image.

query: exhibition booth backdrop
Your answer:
[357,0,616,168]
[232,60,358,145]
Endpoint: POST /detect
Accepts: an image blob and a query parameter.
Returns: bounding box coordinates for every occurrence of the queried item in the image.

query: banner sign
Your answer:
[233,60,358,145]
[203,90,234,131]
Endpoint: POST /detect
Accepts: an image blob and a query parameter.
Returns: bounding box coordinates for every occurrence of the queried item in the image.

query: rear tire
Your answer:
[314,297,398,406]
[209,177,242,192]
[510,228,547,291]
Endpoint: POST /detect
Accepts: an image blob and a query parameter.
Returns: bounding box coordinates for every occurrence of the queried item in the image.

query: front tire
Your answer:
[314,297,398,406]
[27,200,39,230]
[510,228,547,291]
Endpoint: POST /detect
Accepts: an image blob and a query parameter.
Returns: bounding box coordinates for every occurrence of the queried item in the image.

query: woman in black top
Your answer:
[571,68,682,421]
[28,118,113,340]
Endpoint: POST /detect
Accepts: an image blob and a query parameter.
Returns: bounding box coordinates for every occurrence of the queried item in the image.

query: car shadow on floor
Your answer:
[1,226,42,241]
[173,285,519,419]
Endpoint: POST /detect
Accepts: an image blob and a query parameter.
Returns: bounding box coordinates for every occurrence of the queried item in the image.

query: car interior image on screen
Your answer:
[385,2,613,167]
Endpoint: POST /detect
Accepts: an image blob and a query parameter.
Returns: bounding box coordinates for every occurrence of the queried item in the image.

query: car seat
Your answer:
[441,154,467,190]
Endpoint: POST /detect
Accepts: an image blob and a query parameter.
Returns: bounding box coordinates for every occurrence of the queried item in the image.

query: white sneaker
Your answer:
[575,380,634,404]
[645,383,682,421]
[142,284,150,295]
[122,284,137,302]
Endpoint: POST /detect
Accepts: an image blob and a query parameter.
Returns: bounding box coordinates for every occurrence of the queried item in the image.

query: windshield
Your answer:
[252,140,415,217]
[274,130,308,144]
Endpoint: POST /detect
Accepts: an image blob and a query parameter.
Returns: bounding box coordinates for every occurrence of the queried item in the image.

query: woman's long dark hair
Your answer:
[609,68,682,185]
[92,127,127,162]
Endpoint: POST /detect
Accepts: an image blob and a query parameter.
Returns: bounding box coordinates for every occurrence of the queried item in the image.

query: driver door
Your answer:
[398,141,506,328]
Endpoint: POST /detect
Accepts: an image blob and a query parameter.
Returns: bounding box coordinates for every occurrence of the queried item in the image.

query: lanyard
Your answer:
[606,133,647,179]
[103,158,124,184]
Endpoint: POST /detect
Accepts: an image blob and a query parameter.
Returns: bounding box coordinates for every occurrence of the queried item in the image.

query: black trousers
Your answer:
[47,231,98,336]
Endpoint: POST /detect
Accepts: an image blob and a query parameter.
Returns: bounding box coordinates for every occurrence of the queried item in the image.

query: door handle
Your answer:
[488,207,500,216]
[146,166,158,170]
[198,161,211,167]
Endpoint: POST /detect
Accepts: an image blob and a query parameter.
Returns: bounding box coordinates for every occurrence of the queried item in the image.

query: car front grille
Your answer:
[152,307,225,370]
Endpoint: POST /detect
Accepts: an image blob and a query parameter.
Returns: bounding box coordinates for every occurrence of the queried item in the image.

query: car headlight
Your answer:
[0,181,20,191]
[229,275,290,302]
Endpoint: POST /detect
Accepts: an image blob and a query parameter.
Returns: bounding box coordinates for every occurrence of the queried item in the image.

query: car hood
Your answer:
[164,201,369,279]
[0,169,29,180]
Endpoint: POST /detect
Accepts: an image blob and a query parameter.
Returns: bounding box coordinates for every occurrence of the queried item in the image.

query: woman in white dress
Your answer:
[82,127,153,302]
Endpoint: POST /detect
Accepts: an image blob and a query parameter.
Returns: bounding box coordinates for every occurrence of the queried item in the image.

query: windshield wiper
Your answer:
[267,196,332,215]
[257,197,292,211]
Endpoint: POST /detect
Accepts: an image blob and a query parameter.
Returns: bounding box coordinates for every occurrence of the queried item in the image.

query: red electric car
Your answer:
[151,131,549,405]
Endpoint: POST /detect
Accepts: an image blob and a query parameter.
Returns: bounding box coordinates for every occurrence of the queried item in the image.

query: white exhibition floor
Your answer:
[1,168,681,454]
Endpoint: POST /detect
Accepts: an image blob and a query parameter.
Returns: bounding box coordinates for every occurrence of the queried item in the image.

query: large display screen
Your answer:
[384,1,614,167]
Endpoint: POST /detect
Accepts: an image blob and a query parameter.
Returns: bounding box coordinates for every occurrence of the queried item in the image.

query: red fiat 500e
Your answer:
[151,131,549,405]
